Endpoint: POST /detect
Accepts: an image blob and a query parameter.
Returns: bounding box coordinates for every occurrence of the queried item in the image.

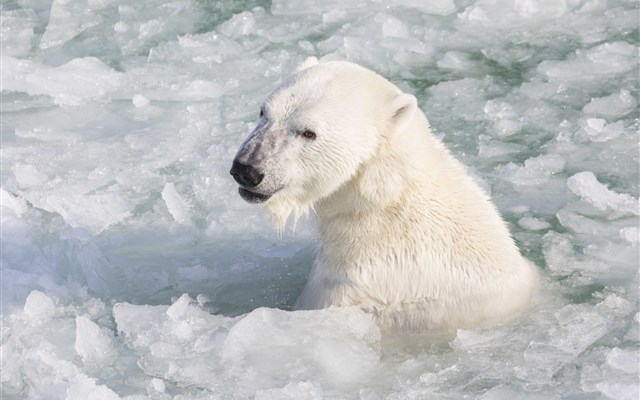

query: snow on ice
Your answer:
[1,0,638,399]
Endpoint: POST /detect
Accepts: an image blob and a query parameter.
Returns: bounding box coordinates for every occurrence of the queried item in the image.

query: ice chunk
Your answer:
[322,9,348,24]
[579,118,625,143]
[500,154,566,187]
[138,20,164,41]
[66,375,120,400]
[389,0,456,15]
[583,89,637,118]
[483,100,522,137]
[522,303,612,382]
[219,11,257,38]
[589,346,640,400]
[162,183,192,225]
[582,241,639,281]
[165,295,197,340]
[556,209,615,237]
[166,293,192,321]
[606,347,640,375]
[619,227,639,244]
[222,307,380,391]
[437,51,474,71]
[254,381,323,400]
[23,290,56,322]
[585,42,638,74]
[113,303,169,348]
[624,313,640,344]
[4,57,123,106]
[13,164,48,188]
[111,1,211,56]
[132,94,150,107]
[551,304,610,354]
[75,316,115,366]
[566,171,638,216]
[150,378,166,394]
[484,100,518,120]
[1,9,37,57]
[41,192,134,234]
[454,327,511,350]
[381,16,409,39]
[518,217,550,231]
[0,188,28,217]
[597,382,639,400]
[40,0,102,49]
[177,80,224,101]
[114,296,232,352]
[274,0,455,15]
[272,0,370,15]
[537,42,637,81]
[477,136,525,160]
[425,78,499,125]
[479,385,551,400]
[457,0,568,28]
[113,21,129,33]
[542,231,608,276]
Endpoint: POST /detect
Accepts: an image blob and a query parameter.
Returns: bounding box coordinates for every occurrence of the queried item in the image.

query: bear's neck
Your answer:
[315,110,435,220]
[313,109,488,256]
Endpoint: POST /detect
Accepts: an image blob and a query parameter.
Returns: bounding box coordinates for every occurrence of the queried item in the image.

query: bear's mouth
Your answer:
[238,187,272,203]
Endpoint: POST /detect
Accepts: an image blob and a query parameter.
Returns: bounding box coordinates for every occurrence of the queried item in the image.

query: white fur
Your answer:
[234,60,539,332]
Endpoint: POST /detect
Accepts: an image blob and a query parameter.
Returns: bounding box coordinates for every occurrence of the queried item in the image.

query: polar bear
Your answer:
[230,58,538,332]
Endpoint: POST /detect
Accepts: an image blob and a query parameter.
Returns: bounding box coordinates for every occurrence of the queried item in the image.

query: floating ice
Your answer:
[271,0,369,15]
[583,89,637,118]
[566,171,638,216]
[606,347,640,375]
[483,100,522,138]
[254,381,323,400]
[0,188,28,217]
[381,16,409,39]
[132,94,150,107]
[457,0,568,28]
[23,290,56,322]
[162,182,192,225]
[518,217,550,231]
[220,11,257,37]
[0,9,37,57]
[40,0,102,49]
[579,117,626,143]
[66,376,120,400]
[436,51,474,71]
[222,307,380,392]
[393,0,457,15]
[3,56,123,105]
[74,316,115,366]
[1,0,638,398]
[535,41,637,83]
[40,191,133,234]
[620,226,639,244]
[500,154,566,187]
[13,164,48,188]
[272,0,456,16]
[109,296,380,395]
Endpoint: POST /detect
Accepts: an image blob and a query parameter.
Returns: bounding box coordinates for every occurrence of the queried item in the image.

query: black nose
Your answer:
[230,160,264,187]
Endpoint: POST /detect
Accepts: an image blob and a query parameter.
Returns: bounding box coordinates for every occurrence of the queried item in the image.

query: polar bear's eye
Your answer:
[259,108,264,118]
[300,130,316,140]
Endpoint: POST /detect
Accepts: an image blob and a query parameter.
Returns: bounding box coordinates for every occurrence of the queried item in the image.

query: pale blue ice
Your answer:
[1,0,638,399]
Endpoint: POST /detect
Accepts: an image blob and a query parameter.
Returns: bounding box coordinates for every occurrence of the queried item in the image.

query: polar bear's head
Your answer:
[230,59,417,229]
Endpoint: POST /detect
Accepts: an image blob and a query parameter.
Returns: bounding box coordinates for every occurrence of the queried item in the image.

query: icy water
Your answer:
[1,0,639,399]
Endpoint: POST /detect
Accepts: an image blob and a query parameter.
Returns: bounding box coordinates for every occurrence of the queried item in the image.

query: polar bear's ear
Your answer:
[296,57,319,72]
[388,93,417,136]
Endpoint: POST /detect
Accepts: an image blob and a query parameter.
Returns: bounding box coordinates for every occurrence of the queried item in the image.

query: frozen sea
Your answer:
[1,0,639,398]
